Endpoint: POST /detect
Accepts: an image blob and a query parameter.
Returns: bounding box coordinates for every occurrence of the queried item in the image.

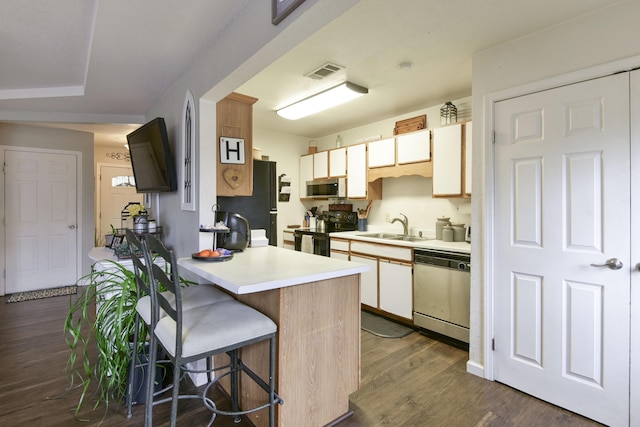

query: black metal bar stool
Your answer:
[143,234,283,427]
[124,229,233,418]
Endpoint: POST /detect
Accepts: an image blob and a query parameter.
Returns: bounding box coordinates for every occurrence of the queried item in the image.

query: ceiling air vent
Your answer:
[305,62,344,80]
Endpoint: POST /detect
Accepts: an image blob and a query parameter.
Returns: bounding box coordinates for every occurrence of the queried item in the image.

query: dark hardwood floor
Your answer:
[0,291,602,426]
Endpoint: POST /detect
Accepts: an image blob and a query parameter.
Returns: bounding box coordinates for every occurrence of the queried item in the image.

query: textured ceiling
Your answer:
[238,0,623,139]
[0,0,623,145]
[0,0,97,98]
[0,0,251,144]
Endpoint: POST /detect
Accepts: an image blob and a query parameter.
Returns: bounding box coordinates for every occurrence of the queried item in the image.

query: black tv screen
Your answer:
[126,117,177,193]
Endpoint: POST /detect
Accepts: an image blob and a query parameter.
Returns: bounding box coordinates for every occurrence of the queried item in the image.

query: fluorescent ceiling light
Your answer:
[276,81,368,120]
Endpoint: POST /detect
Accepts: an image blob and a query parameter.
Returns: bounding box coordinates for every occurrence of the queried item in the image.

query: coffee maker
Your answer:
[215,211,250,251]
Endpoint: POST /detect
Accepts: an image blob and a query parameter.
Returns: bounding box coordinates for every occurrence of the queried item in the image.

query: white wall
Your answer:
[94,144,131,167]
[471,0,640,375]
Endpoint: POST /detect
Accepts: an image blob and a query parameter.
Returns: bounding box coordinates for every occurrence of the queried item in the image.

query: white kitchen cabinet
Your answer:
[330,237,350,252]
[432,123,463,197]
[397,129,430,164]
[349,241,413,319]
[464,121,472,196]
[313,150,329,179]
[330,251,349,261]
[330,237,350,259]
[350,241,412,261]
[367,138,395,168]
[351,254,379,308]
[379,260,413,319]
[328,147,347,177]
[299,154,314,198]
[346,143,368,198]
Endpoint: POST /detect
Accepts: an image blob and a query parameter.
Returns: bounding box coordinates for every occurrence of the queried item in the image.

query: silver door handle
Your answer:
[590,258,623,270]
[69,225,76,229]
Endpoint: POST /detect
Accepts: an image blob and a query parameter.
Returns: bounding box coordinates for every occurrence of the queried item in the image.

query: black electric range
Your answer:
[294,211,358,256]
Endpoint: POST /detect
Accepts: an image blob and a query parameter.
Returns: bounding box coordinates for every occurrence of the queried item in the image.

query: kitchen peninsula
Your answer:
[177,246,368,427]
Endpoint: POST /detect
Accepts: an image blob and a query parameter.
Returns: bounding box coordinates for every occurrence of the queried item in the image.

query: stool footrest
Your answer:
[202,360,283,420]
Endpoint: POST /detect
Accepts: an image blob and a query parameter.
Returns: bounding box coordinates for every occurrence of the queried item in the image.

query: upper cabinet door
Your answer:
[432,123,462,197]
[329,147,347,177]
[397,130,430,164]
[313,151,329,179]
[368,138,395,168]
[347,143,368,198]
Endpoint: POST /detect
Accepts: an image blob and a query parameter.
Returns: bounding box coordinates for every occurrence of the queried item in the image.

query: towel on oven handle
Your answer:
[301,235,313,253]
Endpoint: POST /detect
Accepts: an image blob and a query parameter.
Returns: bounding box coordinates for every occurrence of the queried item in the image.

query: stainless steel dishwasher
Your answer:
[413,249,471,343]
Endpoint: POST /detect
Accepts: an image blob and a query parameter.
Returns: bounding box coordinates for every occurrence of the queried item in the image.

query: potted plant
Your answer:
[126,203,149,232]
[64,235,199,420]
[64,258,147,419]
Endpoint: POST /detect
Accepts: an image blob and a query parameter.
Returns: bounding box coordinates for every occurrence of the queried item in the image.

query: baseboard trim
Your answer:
[466,359,485,378]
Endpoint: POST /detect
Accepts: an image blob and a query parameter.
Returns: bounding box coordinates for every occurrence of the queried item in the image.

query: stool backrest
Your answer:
[125,228,159,327]
[125,229,152,295]
[144,234,184,356]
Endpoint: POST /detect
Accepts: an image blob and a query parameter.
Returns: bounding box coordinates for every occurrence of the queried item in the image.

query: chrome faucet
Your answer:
[391,213,409,236]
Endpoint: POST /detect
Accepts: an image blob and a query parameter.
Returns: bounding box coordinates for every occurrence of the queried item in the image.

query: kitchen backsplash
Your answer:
[304,175,471,237]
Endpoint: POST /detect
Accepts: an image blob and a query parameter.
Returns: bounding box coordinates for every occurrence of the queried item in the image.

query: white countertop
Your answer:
[330,230,471,254]
[177,245,369,295]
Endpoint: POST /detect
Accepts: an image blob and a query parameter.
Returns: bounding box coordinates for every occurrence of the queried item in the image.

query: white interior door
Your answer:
[5,150,78,293]
[630,68,640,427]
[494,73,630,427]
[97,164,142,245]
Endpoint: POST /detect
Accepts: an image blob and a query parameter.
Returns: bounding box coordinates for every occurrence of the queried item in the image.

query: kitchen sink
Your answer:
[390,236,431,242]
[357,233,431,242]
[357,232,403,239]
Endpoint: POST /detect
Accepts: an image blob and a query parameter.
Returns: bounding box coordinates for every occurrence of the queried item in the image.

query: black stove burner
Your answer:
[319,210,358,233]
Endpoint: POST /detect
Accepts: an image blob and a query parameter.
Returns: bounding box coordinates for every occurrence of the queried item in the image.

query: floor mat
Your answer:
[361,310,413,338]
[5,285,77,303]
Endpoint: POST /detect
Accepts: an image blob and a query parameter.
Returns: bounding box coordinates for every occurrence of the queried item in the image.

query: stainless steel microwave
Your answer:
[306,177,346,199]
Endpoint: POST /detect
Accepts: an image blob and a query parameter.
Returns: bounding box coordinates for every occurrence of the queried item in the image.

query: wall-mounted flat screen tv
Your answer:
[126,117,177,193]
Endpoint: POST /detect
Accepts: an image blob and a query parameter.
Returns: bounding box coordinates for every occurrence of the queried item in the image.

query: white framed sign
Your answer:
[219,137,245,164]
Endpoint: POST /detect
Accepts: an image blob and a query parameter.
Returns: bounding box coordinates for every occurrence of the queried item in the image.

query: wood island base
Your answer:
[219,274,361,427]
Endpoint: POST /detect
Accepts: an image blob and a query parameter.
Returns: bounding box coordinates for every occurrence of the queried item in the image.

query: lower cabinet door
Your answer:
[330,250,349,260]
[379,260,413,319]
[350,254,378,307]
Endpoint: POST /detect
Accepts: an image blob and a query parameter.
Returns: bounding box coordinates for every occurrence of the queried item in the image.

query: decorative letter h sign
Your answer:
[219,137,245,164]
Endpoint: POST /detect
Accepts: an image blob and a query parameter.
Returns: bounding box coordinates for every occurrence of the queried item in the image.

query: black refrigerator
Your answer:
[216,159,277,246]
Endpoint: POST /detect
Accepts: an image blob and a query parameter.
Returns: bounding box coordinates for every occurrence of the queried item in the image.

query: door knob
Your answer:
[590,258,623,270]
[69,225,76,229]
